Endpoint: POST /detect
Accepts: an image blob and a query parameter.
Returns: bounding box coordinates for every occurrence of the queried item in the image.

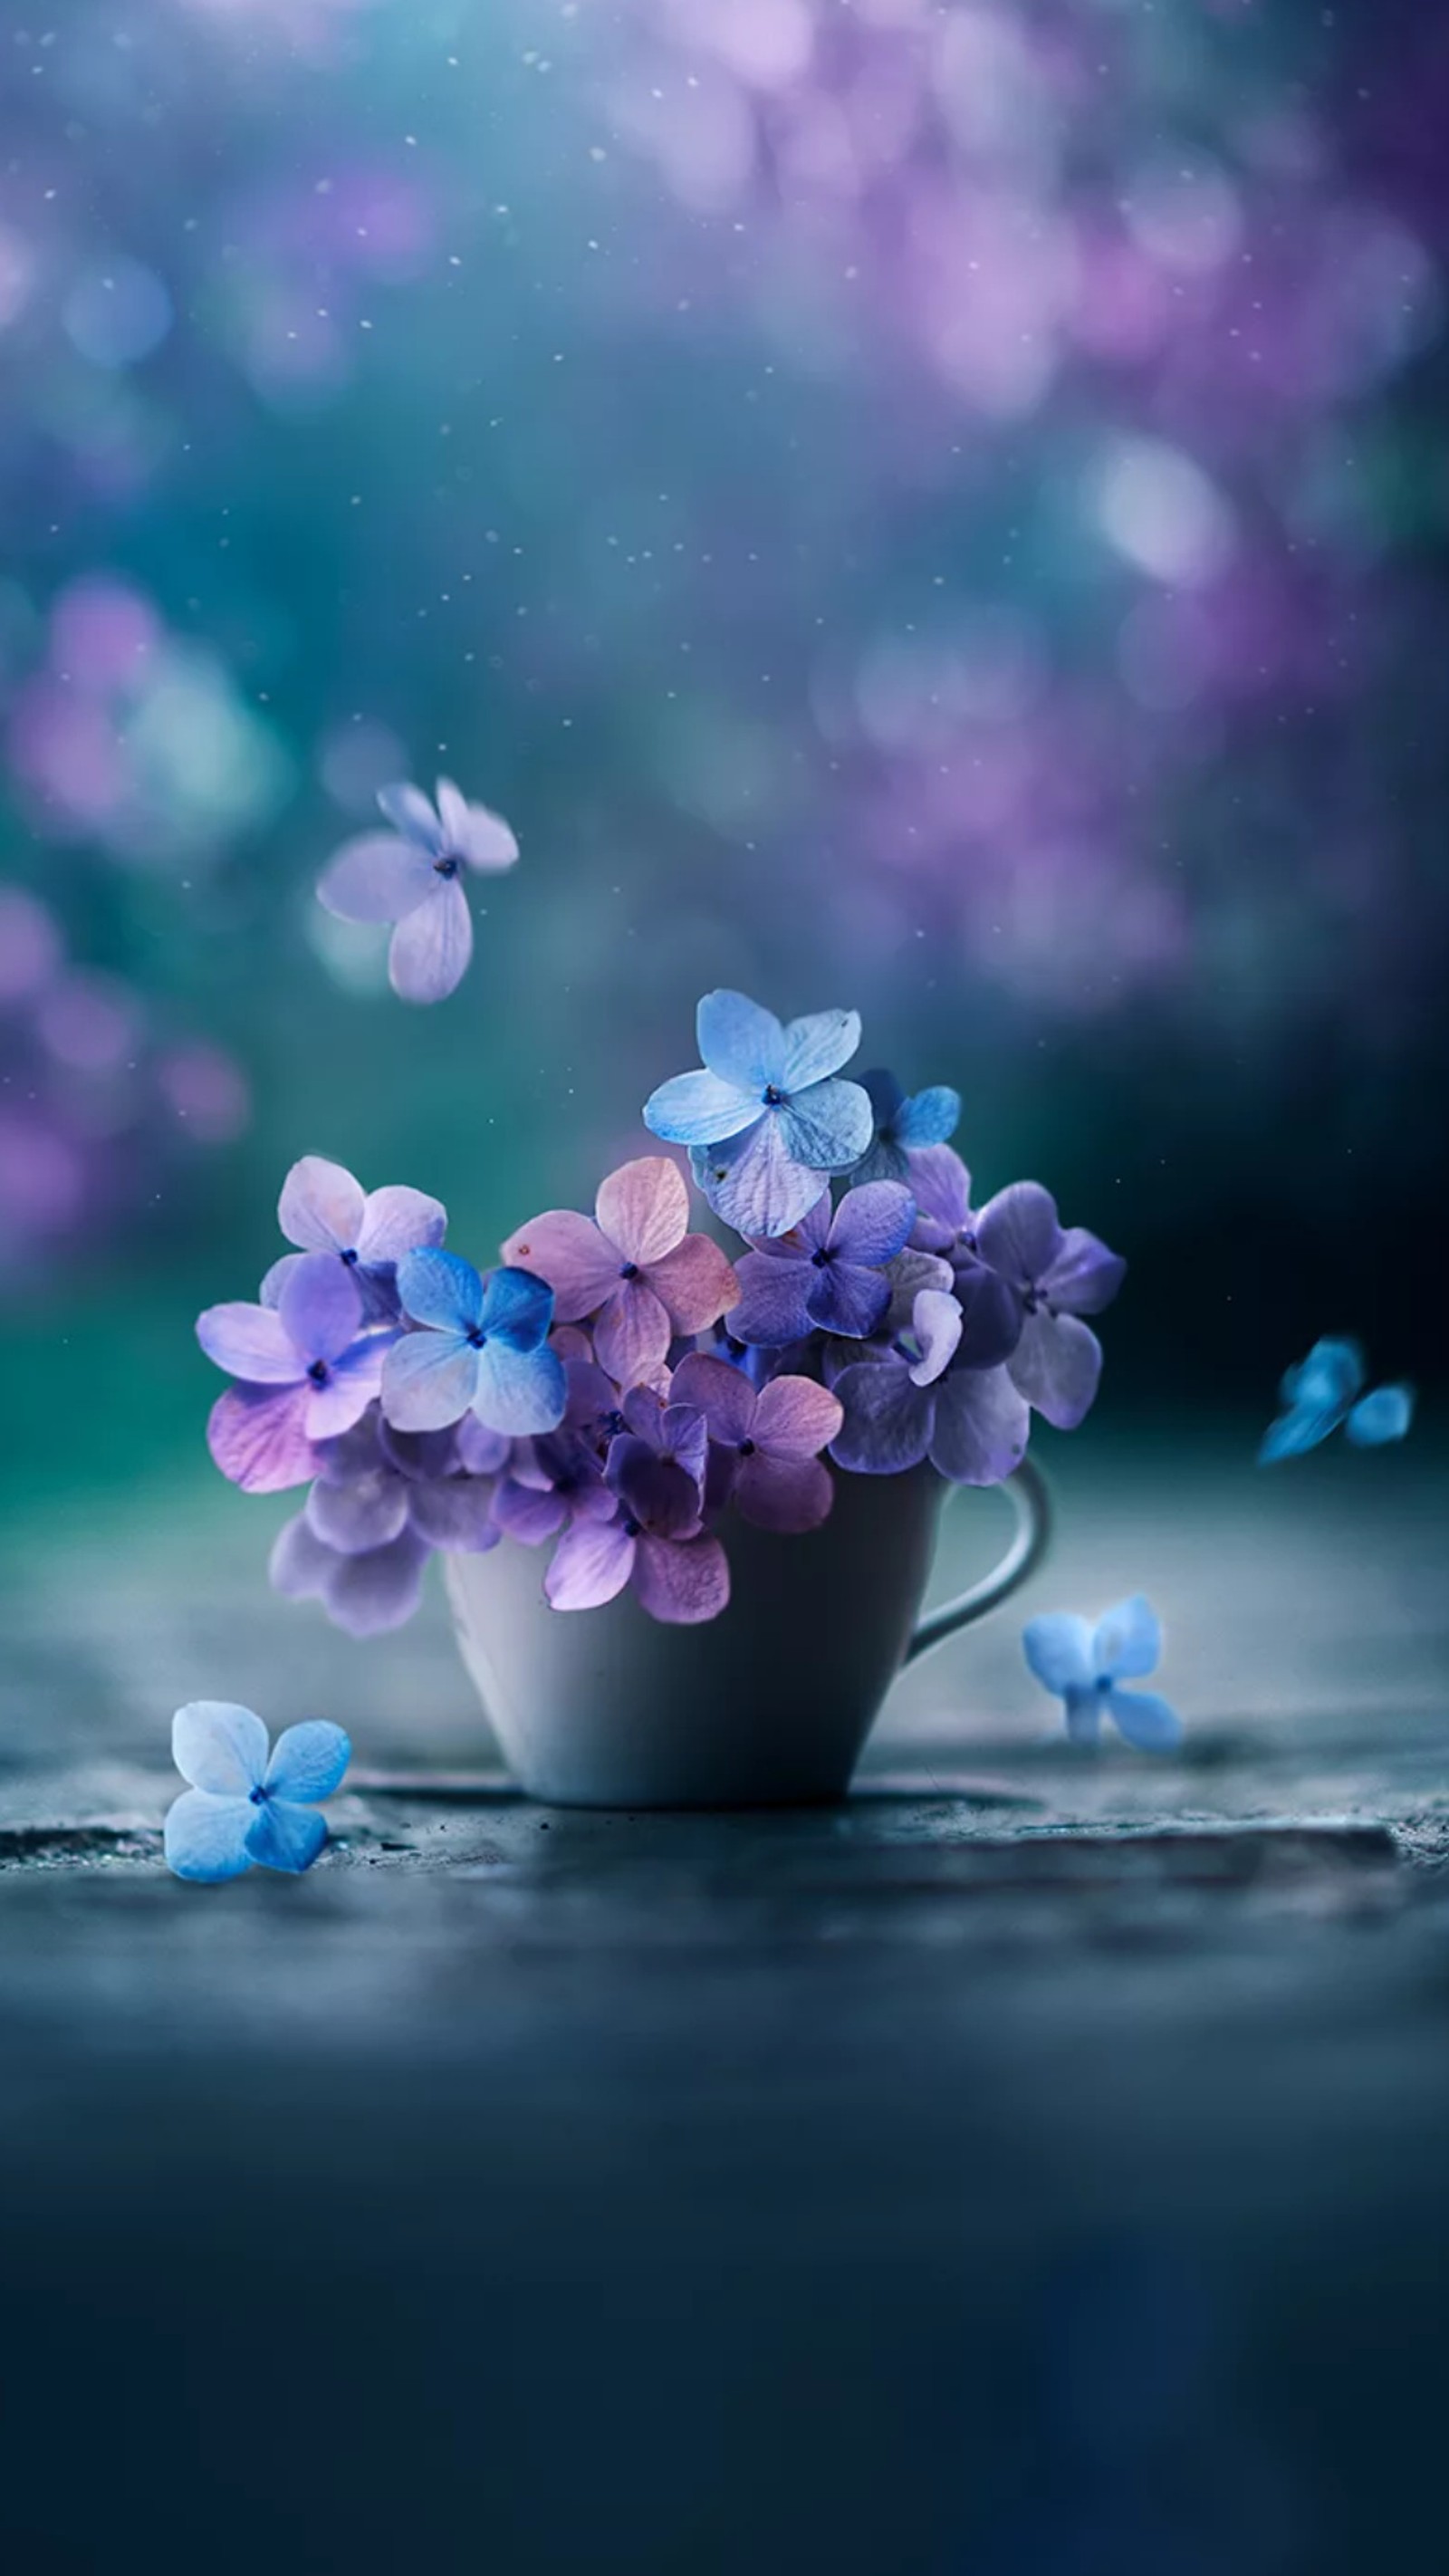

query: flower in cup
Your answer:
[1258,1337,1415,1462]
[198,1254,393,1493]
[490,1427,618,1545]
[502,1156,737,1387]
[316,777,518,1004]
[726,1182,916,1347]
[830,1284,1031,1486]
[304,1406,504,1555]
[852,1069,962,1185]
[670,1352,842,1532]
[383,1250,566,1436]
[1022,1596,1181,1749]
[262,1154,446,1323]
[645,988,872,1236]
[544,1397,728,1624]
[974,1182,1126,1430]
[164,1701,350,1882]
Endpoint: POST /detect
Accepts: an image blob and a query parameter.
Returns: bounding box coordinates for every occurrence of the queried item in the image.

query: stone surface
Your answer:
[1,1432,1447,2573]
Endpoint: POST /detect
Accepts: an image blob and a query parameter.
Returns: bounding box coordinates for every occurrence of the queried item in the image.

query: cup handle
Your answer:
[903,1456,1053,1667]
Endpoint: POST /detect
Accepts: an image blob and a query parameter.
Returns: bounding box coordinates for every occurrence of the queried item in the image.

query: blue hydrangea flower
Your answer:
[1259,1338,1415,1463]
[382,1249,568,1437]
[164,1702,350,1883]
[645,989,872,1237]
[1022,1597,1181,1749]
[851,1069,962,1185]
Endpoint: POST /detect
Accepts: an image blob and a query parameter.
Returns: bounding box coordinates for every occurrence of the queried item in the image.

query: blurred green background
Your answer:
[2,0,1446,1517]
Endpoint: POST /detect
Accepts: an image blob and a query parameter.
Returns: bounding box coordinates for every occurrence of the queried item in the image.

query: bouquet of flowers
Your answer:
[196,990,1123,1632]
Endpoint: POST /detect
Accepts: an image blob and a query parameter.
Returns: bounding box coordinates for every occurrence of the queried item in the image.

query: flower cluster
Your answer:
[196,993,1124,1631]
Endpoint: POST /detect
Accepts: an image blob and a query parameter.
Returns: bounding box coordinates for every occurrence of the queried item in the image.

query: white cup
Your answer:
[446,1459,1051,1807]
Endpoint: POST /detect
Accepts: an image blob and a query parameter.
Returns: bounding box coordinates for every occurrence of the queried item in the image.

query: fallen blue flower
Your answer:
[164,1702,350,1882]
[1259,1337,1415,1462]
[1022,1595,1181,1749]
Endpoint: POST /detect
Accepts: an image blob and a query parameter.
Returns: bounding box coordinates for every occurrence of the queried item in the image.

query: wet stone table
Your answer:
[2,1434,1448,2576]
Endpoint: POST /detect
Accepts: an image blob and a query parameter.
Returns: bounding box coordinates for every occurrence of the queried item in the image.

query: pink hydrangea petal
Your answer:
[356,1184,448,1266]
[196,1301,299,1384]
[645,1233,740,1333]
[500,1210,619,1319]
[278,1155,366,1255]
[667,1351,756,1447]
[753,1373,843,1459]
[632,1531,730,1625]
[317,831,437,924]
[735,1451,834,1534]
[207,1383,317,1493]
[593,1156,687,1267]
[545,1515,635,1610]
[389,879,472,1004]
[593,1279,672,1389]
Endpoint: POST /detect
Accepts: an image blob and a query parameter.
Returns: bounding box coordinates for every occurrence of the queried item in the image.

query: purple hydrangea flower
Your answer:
[852,1069,962,1185]
[262,1154,446,1323]
[830,1285,1032,1486]
[199,1253,393,1494]
[304,1406,504,1555]
[501,1156,738,1389]
[974,1182,1126,1431]
[490,1426,618,1545]
[1259,1337,1415,1462]
[270,1511,435,1638]
[726,1181,916,1347]
[164,1701,350,1882]
[383,1250,567,1437]
[1023,1596,1181,1750]
[316,777,519,1004]
[645,989,872,1237]
[605,1381,709,1528]
[670,1352,843,1533]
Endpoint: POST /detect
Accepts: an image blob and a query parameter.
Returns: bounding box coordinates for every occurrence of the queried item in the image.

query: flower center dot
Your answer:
[307,1359,329,1385]
[341,1246,359,1266]
[465,1327,487,1350]
[739,1438,756,1457]
[811,1247,831,1268]
[249,1785,268,1806]
[619,1262,638,1281]
[1095,1674,1112,1693]
[763,1084,783,1107]
[623,1516,641,1539]
[435,853,459,879]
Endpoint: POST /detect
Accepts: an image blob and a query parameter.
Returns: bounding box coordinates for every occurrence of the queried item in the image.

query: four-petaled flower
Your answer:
[502,1157,738,1388]
[830,1279,1031,1486]
[1259,1338,1415,1463]
[383,1250,567,1436]
[853,1069,961,1186]
[645,989,872,1237]
[1022,1596,1181,1749]
[670,1353,843,1532]
[727,1182,916,1346]
[164,1701,351,1882]
[262,1154,446,1323]
[317,777,518,1005]
[199,1254,393,1494]
[974,1182,1125,1431]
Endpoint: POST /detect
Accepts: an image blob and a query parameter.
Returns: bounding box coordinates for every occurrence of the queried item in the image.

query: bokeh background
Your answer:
[3,0,1446,1512]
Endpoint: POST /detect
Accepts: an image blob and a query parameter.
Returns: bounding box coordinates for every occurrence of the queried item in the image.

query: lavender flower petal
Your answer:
[751,1374,842,1458]
[277,1252,364,1364]
[279,1155,367,1255]
[356,1184,448,1267]
[389,877,473,1004]
[545,1516,635,1611]
[974,1182,1063,1286]
[317,831,437,923]
[927,1366,1030,1486]
[777,1006,861,1092]
[734,1451,833,1534]
[646,1233,739,1332]
[632,1531,730,1624]
[908,1288,962,1387]
[696,988,787,1092]
[196,1301,299,1383]
[1041,1226,1127,1318]
[382,1331,479,1432]
[1008,1311,1102,1431]
[172,1700,268,1795]
[208,1384,317,1494]
[500,1210,619,1318]
[269,1512,336,1599]
[307,1466,409,1554]
[594,1278,672,1389]
[775,1078,873,1174]
[830,1356,935,1475]
[408,1475,501,1552]
[696,1117,826,1238]
[669,1351,757,1446]
[324,1526,430,1635]
[646,1067,761,1147]
[595,1155,688,1266]
[726,1249,816,1347]
[377,782,444,850]
[808,1260,891,1342]
[827,1179,915,1268]
[471,1338,568,1437]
